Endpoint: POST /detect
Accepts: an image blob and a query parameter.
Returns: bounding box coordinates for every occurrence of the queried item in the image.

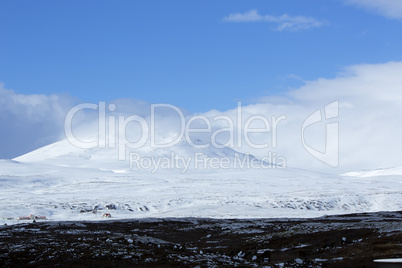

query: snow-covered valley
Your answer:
[1,138,401,225]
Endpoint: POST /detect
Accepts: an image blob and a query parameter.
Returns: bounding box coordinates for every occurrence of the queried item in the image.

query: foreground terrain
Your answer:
[1,211,401,267]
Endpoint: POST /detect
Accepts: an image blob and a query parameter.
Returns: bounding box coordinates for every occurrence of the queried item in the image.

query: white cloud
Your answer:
[0,84,73,158]
[344,0,402,20]
[223,9,324,31]
[120,61,401,173]
[236,61,402,173]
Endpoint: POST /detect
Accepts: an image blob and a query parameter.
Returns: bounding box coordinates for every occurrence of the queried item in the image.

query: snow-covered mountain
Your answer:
[13,137,259,173]
[1,138,401,224]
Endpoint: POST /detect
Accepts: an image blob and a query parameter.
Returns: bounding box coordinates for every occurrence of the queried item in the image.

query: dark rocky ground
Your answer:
[0,211,401,267]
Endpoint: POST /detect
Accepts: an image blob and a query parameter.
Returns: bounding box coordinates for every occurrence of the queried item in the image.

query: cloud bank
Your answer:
[344,0,402,20]
[246,61,402,172]
[0,84,72,159]
[223,9,324,31]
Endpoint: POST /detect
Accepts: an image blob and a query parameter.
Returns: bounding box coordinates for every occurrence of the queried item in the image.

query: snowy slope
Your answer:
[343,167,402,177]
[1,138,402,224]
[14,138,254,172]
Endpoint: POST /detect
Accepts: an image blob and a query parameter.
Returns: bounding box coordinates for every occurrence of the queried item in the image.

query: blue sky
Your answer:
[1,0,402,112]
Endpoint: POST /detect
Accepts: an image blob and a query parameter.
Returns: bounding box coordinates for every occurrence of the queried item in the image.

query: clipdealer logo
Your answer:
[64,102,286,159]
[64,101,339,171]
[302,101,339,167]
